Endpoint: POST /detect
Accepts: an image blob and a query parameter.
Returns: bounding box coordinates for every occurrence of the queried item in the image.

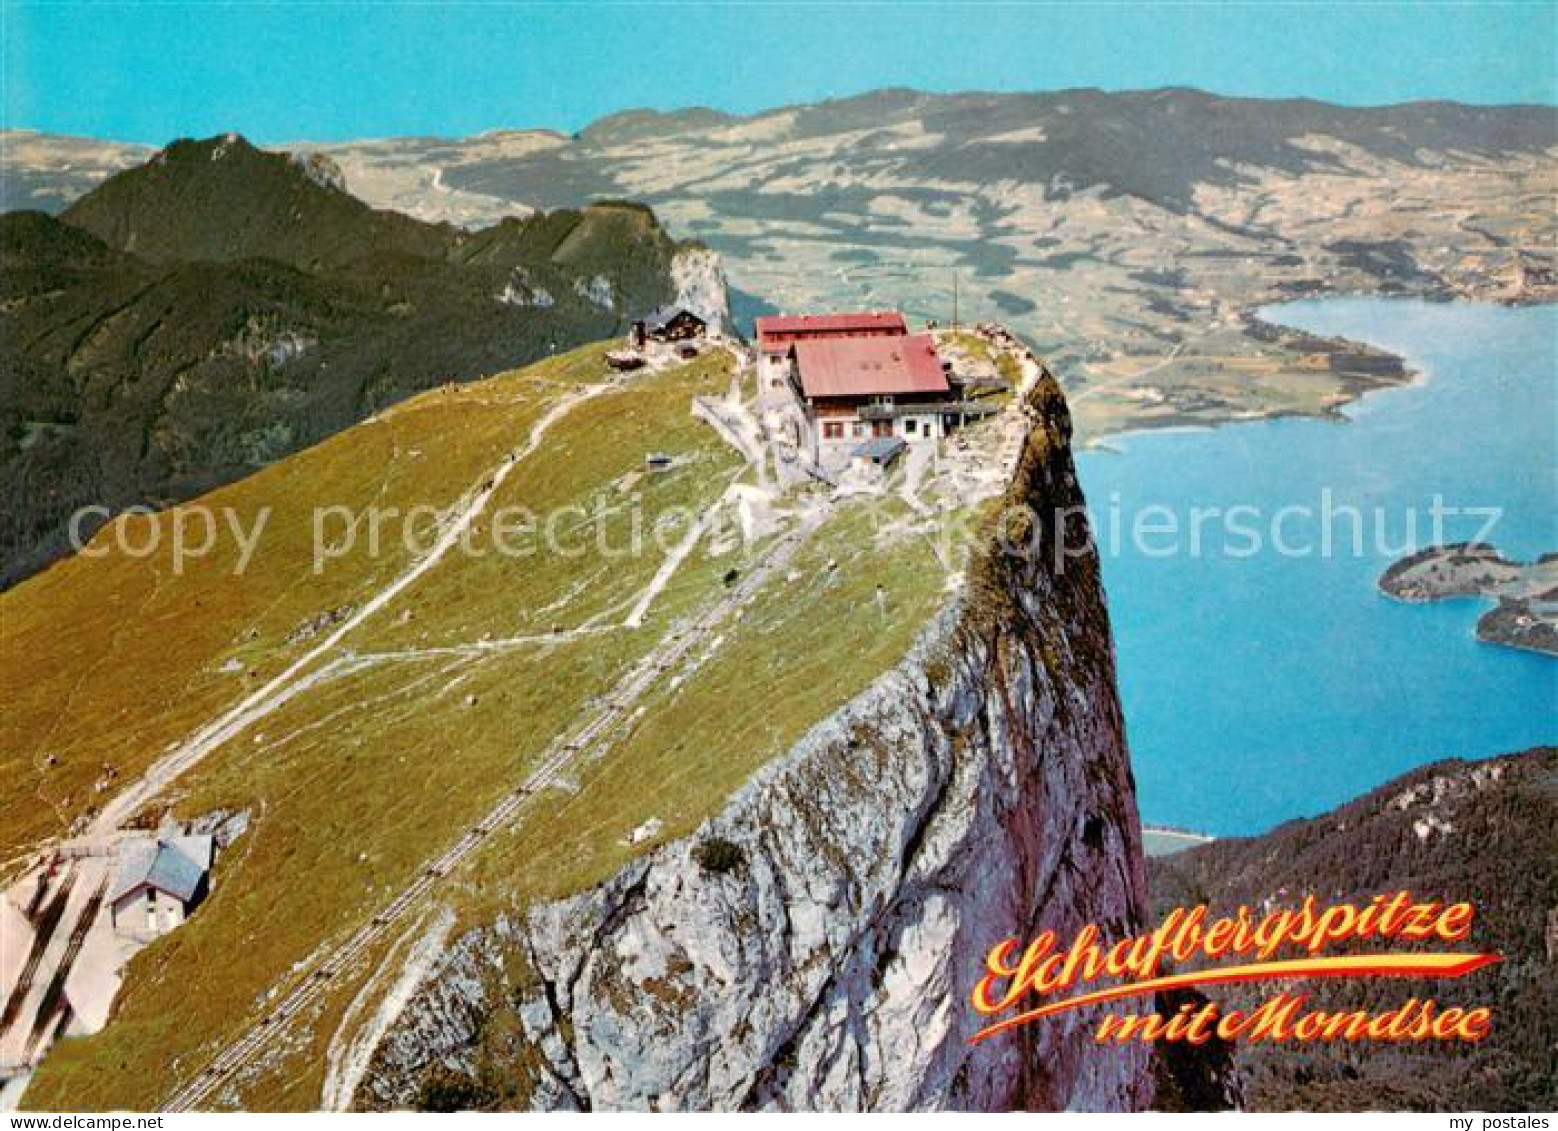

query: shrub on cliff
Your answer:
[693,836,744,874]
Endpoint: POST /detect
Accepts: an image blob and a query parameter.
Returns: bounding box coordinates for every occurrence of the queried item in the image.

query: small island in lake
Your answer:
[1380,542,1558,657]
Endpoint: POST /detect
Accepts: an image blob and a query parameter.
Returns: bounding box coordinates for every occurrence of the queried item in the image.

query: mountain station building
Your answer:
[108,834,214,940]
[754,312,963,463]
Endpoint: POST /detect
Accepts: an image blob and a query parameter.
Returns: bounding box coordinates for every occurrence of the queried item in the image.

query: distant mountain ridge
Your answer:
[11,88,1553,217]
[0,134,716,586]
[457,86,1558,210]
[269,87,1558,438]
[3,87,1554,438]
[59,134,451,267]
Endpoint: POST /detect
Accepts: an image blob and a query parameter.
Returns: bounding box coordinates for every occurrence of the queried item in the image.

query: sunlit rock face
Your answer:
[671,246,731,333]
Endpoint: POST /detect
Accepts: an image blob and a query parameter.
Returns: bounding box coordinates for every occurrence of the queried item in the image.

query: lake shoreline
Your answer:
[1078,281,1558,450]
[1082,297,1557,836]
[1080,298,1428,449]
[1378,542,1558,658]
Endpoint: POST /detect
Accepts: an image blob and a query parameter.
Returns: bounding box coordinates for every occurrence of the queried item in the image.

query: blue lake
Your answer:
[1075,298,1557,836]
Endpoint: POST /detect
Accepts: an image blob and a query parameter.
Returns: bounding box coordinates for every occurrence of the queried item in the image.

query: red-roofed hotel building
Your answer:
[754,311,955,460]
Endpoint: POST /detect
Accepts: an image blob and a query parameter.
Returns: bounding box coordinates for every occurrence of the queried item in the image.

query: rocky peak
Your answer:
[61,131,448,269]
[289,150,349,194]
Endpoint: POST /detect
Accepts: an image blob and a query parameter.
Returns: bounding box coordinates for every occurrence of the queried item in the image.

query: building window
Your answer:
[823,422,844,440]
[853,422,867,438]
[905,419,918,435]
[872,421,893,438]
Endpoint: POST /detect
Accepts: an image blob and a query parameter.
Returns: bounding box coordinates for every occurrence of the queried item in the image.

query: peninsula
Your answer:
[1379,543,1558,657]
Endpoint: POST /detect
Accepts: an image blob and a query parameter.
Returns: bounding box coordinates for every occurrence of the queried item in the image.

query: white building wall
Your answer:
[112,886,190,938]
[817,413,943,445]
[897,412,944,441]
[763,352,793,391]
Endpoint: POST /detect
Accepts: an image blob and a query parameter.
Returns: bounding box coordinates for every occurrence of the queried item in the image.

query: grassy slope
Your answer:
[19,341,991,1109]
[470,499,957,903]
[1,371,560,866]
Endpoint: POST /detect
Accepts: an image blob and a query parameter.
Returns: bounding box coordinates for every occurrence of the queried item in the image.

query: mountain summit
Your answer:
[1,137,723,586]
[61,133,450,269]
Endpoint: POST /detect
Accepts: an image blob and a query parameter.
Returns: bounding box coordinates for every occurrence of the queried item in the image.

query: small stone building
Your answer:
[108,834,213,939]
[851,436,908,469]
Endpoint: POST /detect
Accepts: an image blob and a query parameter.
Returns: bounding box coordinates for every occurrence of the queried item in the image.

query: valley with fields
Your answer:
[10,89,1555,445]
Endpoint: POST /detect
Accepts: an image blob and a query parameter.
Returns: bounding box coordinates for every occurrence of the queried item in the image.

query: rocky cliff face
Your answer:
[354,374,1153,1112]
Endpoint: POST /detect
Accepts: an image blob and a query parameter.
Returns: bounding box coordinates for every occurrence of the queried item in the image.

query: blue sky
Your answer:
[5,1,1555,143]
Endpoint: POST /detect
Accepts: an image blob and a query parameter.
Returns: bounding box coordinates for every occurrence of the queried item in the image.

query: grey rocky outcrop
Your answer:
[671,247,731,334]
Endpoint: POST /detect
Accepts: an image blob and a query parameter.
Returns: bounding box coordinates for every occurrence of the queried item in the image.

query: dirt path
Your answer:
[692,394,770,482]
[898,442,934,515]
[84,382,614,843]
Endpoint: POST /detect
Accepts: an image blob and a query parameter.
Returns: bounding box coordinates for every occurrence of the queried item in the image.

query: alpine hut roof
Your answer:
[754,311,907,340]
[792,333,949,399]
[109,835,213,904]
[644,305,705,332]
